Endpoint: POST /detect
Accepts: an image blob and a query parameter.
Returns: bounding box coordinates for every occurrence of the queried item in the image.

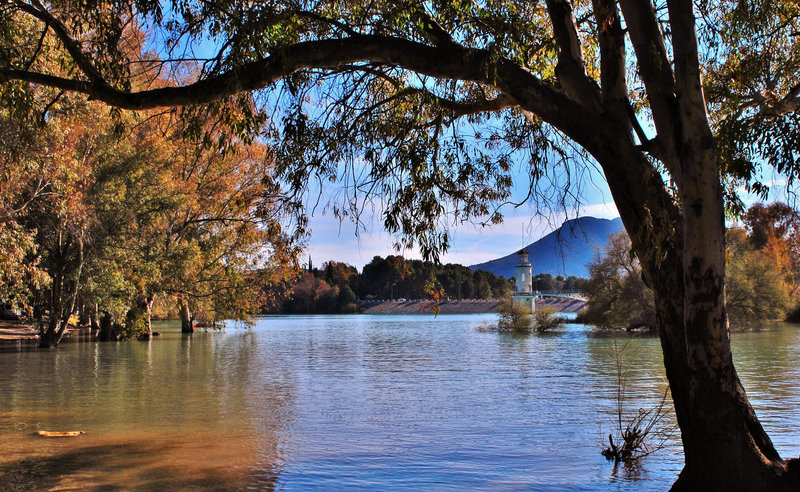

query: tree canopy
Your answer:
[3,1,800,489]
[276,256,512,313]
[0,77,296,344]
[580,211,797,331]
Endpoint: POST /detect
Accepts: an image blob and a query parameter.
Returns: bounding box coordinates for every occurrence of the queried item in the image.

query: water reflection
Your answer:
[0,323,291,489]
[0,315,798,490]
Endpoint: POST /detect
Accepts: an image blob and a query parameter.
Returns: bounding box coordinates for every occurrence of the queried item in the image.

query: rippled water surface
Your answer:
[1,315,799,490]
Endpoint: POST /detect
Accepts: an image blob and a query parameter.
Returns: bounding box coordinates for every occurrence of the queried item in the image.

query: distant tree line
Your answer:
[532,273,587,293]
[578,202,800,331]
[272,255,520,314]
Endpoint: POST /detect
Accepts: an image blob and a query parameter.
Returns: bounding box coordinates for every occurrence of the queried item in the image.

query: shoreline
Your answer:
[360,297,586,315]
[0,320,82,344]
[0,298,587,342]
[0,319,38,342]
[0,319,39,346]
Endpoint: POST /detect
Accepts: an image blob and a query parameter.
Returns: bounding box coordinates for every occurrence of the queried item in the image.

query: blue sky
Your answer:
[303,172,798,270]
[147,14,796,271]
[303,171,621,269]
[305,200,620,269]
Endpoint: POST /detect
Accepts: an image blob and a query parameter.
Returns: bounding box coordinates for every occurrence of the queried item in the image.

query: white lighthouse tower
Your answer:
[512,249,536,312]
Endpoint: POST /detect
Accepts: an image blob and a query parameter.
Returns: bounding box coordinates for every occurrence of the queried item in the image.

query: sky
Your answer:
[302,172,799,271]
[303,174,621,270]
[305,200,620,269]
[145,12,798,272]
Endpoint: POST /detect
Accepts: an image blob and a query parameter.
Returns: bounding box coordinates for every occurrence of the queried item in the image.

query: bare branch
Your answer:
[592,0,627,105]
[427,92,518,119]
[760,83,800,118]
[666,0,712,140]
[39,89,64,125]
[23,25,48,71]
[410,6,457,47]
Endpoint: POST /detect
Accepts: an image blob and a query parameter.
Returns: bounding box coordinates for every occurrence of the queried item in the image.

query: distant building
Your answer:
[512,249,536,312]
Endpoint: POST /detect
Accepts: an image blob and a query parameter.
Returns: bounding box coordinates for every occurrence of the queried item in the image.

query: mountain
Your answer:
[470,216,624,278]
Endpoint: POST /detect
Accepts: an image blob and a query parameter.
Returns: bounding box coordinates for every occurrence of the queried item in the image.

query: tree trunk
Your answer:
[136,293,155,340]
[123,291,156,341]
[38,318,66,348]
[89,303,100,337]
[667,137,796,490]
[97,311,115,341]
[178,296,194,333]
[78,304,90,326]
[585,115,800,489]
[38,232,83,348]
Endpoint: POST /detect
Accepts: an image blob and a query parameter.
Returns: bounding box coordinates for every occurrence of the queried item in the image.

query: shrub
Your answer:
[495,301,564,334]
[601,341,675,463]
[497,299,533,333]
[533,307,564,332]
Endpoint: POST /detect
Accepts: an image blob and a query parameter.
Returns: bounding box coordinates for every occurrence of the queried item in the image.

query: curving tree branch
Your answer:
[1,34,599,148]
[545,0,601,110]
[15,0,108,85]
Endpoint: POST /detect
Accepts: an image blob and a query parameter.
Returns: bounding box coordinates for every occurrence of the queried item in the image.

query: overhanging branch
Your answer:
[760,83,800,118]
[15,0,108,85]
[1,34,597,143]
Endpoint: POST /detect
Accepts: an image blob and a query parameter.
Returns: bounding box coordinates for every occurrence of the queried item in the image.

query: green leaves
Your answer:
[704,0,800,203]
[0,222,48,312]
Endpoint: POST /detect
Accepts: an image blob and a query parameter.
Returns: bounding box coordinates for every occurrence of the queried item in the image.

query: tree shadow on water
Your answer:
[0,440,279,491]
[0,442,144,491]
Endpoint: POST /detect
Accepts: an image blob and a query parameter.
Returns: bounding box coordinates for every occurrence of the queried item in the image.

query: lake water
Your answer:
[1,314,799,490]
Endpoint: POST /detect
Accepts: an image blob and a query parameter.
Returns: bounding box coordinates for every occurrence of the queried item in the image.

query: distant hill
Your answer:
[470,216,624,278]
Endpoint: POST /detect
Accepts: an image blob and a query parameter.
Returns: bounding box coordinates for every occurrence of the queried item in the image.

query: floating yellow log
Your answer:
[36,430,85,437]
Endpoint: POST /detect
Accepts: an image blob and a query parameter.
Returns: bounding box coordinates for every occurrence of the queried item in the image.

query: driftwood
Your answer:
[36,430,85,437]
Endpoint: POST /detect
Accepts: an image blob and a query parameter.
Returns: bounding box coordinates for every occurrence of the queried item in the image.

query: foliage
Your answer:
[496,299,533,334]
[2,95,102,346]
[742,202,800,294]
[0,65,296,343]
[577,233,656,332]
[532,308,564,332]
[0,222,47,313]
[488,301,563,334]
[582,211,798,331]
[533,273,587,293]
[725,227,792,327]
[703,1,800,209]
[274,256,513,313]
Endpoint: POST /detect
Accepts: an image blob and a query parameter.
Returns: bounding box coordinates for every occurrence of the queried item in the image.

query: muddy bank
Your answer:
[0,320,83,344]
[0,320,38,342]
[360,297,586,314]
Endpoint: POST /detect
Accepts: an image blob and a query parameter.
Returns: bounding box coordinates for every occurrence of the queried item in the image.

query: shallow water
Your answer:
[1,315,798,490]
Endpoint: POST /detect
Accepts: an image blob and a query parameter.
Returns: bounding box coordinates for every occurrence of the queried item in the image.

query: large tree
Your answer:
[1,80,295,344]
[2,0,800,489]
